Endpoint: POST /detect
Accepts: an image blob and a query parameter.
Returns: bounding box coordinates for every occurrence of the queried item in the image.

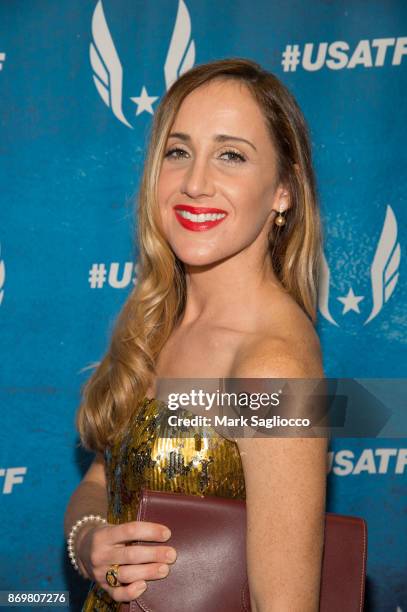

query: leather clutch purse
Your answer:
[121,489,367,612]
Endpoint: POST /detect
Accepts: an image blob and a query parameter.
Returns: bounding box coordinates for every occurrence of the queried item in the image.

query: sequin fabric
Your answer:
[81,397,246,611]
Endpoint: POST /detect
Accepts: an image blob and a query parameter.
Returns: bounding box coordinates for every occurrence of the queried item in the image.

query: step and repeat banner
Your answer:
[0,1,406,610]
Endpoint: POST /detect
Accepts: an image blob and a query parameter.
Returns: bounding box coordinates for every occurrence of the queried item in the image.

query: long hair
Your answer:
[77,58,323,453]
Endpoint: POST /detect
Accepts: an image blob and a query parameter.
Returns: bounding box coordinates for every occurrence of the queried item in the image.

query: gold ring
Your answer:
[106,563,121,587]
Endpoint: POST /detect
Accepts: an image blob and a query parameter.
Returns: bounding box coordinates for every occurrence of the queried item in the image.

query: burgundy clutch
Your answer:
[121,489,367,612]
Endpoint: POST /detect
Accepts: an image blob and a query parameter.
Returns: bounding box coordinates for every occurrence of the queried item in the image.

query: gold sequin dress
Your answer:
[81,397,246,611]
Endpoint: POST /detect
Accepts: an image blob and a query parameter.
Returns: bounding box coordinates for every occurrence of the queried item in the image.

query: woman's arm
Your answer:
[64,452,109,577]
[234,340,328,612]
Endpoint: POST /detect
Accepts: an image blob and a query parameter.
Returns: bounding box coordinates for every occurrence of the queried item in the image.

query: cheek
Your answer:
[157,169,180,210]
[157,176,168,209]
[157,173,180,239]
[226,180,272,219]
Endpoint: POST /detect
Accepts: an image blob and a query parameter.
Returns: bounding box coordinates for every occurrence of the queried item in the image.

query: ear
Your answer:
[271,184,291,215]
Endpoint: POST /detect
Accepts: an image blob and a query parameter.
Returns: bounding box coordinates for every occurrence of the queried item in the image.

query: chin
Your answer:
[172,245,226,268]
[174,244,241,269]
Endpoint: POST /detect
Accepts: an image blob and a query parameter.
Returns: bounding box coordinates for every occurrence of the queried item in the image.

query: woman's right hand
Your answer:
[76,520,177,602]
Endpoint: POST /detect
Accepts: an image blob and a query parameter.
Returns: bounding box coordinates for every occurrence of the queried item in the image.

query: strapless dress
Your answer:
[81,396,246,611]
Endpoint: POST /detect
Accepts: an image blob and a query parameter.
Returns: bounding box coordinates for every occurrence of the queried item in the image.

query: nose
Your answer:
[180,156,215,199]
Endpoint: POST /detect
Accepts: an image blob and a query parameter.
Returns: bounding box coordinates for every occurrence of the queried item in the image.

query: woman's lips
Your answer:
[173,205,227,232]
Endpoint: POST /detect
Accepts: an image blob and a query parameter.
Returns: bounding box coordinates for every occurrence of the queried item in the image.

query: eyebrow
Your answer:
[168,132,257,152]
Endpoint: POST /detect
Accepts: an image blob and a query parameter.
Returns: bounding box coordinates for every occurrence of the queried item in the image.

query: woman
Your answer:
[64,58,328,611]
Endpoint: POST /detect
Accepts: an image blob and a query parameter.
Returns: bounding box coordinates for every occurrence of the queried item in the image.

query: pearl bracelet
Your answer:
[67,514,107,575]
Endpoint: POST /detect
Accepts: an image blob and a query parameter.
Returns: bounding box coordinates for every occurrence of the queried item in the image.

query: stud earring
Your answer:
[274,204,286,227]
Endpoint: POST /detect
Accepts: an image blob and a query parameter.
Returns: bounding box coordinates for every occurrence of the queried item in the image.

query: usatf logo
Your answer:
[282,37,407,72]
[319,205,400,326]
[328,448,407,476]
[0,467,27,494]
[0,243,5,305]
[88,261,139,289]
[89,0,195,127]
[0,52,5,71]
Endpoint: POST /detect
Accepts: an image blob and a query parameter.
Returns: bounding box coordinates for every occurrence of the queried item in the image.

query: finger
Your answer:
[114,561,171,584]
[109,544,177,566]
[106,521,171,545]
[103,579,147,603]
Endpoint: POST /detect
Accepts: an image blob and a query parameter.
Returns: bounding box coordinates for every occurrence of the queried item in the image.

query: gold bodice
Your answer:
[82,397,246,611]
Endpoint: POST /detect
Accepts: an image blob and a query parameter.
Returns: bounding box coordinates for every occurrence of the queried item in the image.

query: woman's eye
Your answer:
[164,147,189,159]
[164,147,246,163]
[219,150,246,163]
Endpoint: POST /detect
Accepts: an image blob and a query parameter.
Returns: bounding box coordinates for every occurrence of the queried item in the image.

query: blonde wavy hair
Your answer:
[77,58,323,453]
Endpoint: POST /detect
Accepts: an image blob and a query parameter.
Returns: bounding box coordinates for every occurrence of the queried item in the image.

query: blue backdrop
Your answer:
[0,1,406,610]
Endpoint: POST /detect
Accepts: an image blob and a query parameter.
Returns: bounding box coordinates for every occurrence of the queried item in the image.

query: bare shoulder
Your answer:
[231,312,326,453]
[230,299,324,379]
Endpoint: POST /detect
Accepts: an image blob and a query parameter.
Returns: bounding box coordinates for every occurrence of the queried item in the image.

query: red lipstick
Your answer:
[173,204,228,232]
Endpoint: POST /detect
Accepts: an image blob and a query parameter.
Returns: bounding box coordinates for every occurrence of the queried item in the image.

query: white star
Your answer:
[337,287,364,314]
[130,86,159,116]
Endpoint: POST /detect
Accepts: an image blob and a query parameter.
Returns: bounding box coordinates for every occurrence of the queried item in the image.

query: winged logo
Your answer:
[318,250,339,326]
[364,205,400,324]
[90,0,132,128]
[164,0,196,90]
[319,205,400,326]
[89,0,195,128]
